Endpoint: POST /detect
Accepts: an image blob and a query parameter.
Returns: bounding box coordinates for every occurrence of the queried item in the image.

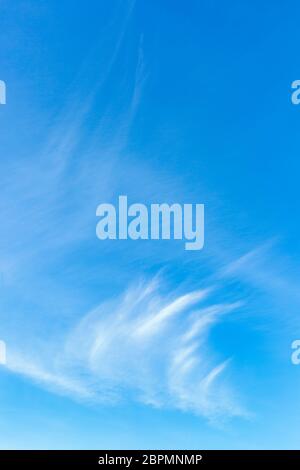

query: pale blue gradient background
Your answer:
[0,0,300,449]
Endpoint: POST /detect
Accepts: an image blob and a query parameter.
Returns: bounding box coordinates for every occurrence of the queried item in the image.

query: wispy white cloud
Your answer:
[6,351,96,401]
[4,277,246,420]
[0,0,144,280]
[221,241,300,313]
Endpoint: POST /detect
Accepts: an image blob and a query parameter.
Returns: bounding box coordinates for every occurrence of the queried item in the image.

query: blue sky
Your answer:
[0,0,300,449]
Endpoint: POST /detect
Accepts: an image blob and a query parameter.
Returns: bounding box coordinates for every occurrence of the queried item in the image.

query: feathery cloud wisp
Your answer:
[5,278,245,420]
